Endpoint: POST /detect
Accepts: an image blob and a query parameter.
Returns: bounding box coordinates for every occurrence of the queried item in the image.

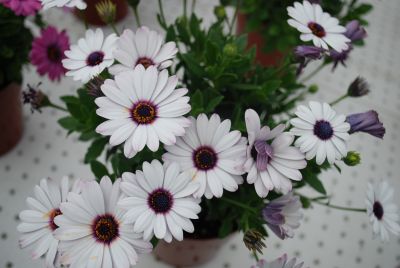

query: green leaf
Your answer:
[303,172,327,195]
[300,196,311,209]
[181,54,205,77]
[84,138,109,163]
[58,116,80,131]
[262,80,281,93]
[190,89,204,115]
[218,219,233,238]
[90,160,109,180]
[205,95,224,112]
[229,83,262,91]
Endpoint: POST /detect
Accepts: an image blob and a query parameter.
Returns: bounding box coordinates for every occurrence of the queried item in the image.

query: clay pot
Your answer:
[237,13,285,67]
[0,83,23,156]
[74,0,129,26]
[154,236,232,267]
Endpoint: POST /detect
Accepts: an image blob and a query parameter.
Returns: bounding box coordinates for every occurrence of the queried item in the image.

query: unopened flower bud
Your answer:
[347,77,370,97]
[96,0,117,25]
[243,229,266,254]
[86,76,105,97]
[343,151,361,166]
[22,83,50,113]
[346,110,385,139]
[308,84,318,93]
[214,5,226,20]
[345,20,367,42]
[223,43,237,56]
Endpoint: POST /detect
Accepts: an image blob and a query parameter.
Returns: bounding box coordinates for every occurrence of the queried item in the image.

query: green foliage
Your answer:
[0,6,33,88]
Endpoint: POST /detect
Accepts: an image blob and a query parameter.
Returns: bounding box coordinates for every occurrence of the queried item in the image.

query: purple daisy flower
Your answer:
[0,0,41,16]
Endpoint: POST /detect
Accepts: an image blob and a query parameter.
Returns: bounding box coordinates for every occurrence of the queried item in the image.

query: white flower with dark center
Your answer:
[95,65,191,158]
[287,1,350,52]
[54,176,152,267]
[245,109,306,198]
[366,181,400,242]
[62,28,117,83]
[162,114,247,199]
[290,102,350,165]
[17,177,82,267]
[252,254,306,268]
[109,27,178,75]
[40,0,86,9]
[118,160,201,242]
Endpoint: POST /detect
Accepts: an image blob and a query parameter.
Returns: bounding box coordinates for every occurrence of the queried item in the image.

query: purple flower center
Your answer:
[148,189,173,214]
[373,201,384,220]
[48,208,62,231]
[136,57,154,69]
[131,101,157,124]
[193,146,217,170]
[251,140,273,171]
[92,214,119,244]
[47,44,62,63]
[314,120,333,140]
[86,51,104,66]
[308,22,326,38]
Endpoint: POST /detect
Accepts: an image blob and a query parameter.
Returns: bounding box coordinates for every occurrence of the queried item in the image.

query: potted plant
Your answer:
[16,1,399,267]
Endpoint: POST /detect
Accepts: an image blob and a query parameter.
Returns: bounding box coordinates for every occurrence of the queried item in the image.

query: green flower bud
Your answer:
[308,84,318,93]
[214,6,226,20]
[223,43,237,56]
[343,151,361,166]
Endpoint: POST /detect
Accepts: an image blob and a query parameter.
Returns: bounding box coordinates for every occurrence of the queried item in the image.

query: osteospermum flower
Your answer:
[30,26,69,82]
[118,160,201,242]
[40,0,86,10]
[252,254,305,268]
[262,192,302,240]
[54,176,152,267]
[163,114,247,199]
[63,28,117,83]
[365,181,400,242]
[346,110,385,139]
[95,65,191,158]
[244,109,306,198]
[290,102,350,165]
[109,27,178,75]
[17,177,81,267]
[287,1,350,52]
[0,0,41,16]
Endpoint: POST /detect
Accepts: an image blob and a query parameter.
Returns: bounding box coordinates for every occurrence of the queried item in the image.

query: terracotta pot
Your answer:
[74,0,129,26]
[237,13,285,67]
[0,83,23,156]
[154,236,232,267]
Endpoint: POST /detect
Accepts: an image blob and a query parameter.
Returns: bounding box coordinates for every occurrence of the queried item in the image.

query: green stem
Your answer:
[253,251,260,262]
[313,199,366,212]
[158,0,167,28]
[221,197,258,215]
[80,9,88,30]
[229,0,240,35]
[330,94,348,106]
[191,0,196,14]
[183,0,187,18]
[299,62,326,83]
[110,23,120,35]
[133,7,142,26]
[48,103,67,112]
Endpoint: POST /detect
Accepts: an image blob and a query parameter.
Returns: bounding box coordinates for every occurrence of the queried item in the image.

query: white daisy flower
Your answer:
[95,65,191,158]
[62,28,117,83]
[287,1,350,52]
[162,114,247,199]
[244,109,306,198]
[17,177,83,267]
[252,254,305,268]
[109,27,178,75]
[290,101,350,165]
[366,181,400,242]
[118,160,201,242]
[54,176,152,267]
[40,0,86,10]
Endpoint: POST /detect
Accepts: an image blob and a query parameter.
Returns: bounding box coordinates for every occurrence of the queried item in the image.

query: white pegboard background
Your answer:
[0,0,400,267]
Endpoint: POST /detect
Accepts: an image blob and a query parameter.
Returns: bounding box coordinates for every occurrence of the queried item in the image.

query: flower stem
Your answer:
[48,103,68,112]
[221,197,258,214]
[133,7,142,27]
[110,23,120,35]
[158,0,167,28]
[183,0,187,18]
[329,94,348,106]
[229,0,240,35]
[80,9,88,30]
[191,0,196,14]
[299,62,326,83]
[312,199,366,213]
[253,251,260,262]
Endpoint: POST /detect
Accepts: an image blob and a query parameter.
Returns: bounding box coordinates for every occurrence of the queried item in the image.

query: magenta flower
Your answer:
[30,26,70,82]
[0,0,41,16]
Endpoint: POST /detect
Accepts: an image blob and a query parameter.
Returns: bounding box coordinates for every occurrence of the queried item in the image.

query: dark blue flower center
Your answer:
[47,44,62,63]
[92,214,119,244]
[131,101,157,124]
[308,22,326,38]
[373,201,384,220]
[86,51,104,66]
[148,189,173,214]
[314,120,333,140]
[193,146,217,170]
